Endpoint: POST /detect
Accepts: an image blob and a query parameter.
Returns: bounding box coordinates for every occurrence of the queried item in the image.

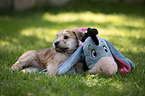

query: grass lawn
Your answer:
[0,1,145,96]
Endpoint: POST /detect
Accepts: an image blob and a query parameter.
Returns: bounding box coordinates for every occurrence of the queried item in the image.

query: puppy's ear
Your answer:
[73,29,84,40]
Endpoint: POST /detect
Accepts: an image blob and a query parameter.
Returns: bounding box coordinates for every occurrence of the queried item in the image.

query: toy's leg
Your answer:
[21,67,40,73]
[10,50,37,72]
[65,67,76,74]
[88,57,118,75]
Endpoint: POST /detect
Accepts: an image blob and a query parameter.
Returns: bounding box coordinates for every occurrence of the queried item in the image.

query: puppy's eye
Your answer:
[91,49,97,58]
[64,36,69,39]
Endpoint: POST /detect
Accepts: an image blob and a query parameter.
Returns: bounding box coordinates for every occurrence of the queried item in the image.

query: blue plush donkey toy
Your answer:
[56,28,135,75]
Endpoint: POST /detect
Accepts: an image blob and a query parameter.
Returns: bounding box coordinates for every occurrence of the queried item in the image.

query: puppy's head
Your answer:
[53,29,84,53]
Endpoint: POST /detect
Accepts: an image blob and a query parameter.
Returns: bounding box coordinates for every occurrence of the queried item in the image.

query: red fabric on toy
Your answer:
[113,55,131,75]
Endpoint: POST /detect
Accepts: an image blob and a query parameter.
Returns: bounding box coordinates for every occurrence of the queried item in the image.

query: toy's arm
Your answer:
[57,46,83,75]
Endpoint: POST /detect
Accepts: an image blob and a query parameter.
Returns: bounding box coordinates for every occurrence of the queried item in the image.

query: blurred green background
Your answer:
[0,0,145,96]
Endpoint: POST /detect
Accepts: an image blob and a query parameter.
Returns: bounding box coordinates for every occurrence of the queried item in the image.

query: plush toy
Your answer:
[57,28,135,75]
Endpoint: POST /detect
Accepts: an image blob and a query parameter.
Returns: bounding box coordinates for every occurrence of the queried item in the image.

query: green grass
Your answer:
[0,1,145,96]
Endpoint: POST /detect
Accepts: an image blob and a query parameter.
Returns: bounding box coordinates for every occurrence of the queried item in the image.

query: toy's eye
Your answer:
[103,46,108,52]
[64,36,69,39]
[91,49,97,58]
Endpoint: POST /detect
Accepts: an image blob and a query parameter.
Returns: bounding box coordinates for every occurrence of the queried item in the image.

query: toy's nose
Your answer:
[88,57,118,75]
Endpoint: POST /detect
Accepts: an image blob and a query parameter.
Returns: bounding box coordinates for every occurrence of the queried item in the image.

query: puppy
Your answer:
[10,29,84,75]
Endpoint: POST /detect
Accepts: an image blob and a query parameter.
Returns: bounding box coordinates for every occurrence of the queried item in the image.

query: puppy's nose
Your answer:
[54,41,59,47]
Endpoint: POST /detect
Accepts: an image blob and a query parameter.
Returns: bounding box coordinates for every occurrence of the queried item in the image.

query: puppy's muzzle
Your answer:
[54,41,69,52]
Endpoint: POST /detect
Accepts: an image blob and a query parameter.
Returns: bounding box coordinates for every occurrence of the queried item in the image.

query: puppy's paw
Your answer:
[47,72,56,76]
[9,66,19,72]
[9,68,15,73]
[47,66,57,76]
[47,70,57,77]
[21,67,39,73]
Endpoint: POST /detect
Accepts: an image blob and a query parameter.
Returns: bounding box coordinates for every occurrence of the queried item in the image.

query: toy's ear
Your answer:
[103,39,135,74]
[57,46,83,74]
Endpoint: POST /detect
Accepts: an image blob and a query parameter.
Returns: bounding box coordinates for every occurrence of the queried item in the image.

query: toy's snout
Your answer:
[88,57,118,75]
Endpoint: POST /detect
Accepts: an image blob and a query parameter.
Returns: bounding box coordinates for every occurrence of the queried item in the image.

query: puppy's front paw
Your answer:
[47,72,57,76]
[47,66,58,76]
[9,68,15,72]
[9,66,19,72]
